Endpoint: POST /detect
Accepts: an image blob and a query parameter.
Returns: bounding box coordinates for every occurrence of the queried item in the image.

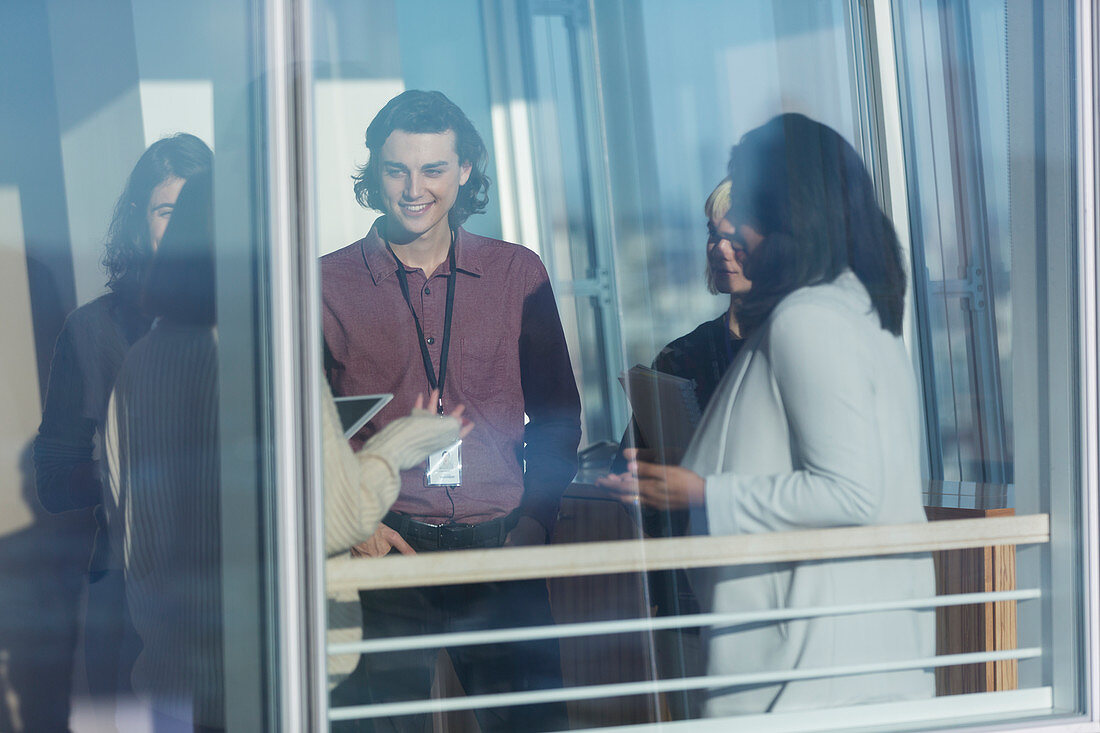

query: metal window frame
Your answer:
[1074,0,1100,726]
[933,0,1012,486]
[881,0,1012,486]
[881,0,950,483]
[263,0,326,730]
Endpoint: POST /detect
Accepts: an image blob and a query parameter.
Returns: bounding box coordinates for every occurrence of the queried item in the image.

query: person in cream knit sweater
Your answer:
[321,378,465,557]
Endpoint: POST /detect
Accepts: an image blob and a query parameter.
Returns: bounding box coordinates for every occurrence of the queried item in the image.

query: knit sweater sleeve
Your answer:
[322,380,394,556]
[321,381,460,556]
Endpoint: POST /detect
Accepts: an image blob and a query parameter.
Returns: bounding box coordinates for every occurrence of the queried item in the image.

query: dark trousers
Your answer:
[84,567,142,696]
[331,577,567,733]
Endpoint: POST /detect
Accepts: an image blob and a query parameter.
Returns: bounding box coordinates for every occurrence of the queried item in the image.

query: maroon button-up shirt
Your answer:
[321,222,582,533]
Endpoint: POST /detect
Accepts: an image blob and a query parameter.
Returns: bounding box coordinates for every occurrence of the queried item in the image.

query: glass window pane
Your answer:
[897,0,1015,486]
[895,0,1084,719]
[307,0,1091,731]
[0,0,281,729]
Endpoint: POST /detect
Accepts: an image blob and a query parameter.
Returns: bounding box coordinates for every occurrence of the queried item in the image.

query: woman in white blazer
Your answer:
[600,113,935,716]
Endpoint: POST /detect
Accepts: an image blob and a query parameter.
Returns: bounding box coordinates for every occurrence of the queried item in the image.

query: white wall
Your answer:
[313,79,403,256]
[0,187,43,535]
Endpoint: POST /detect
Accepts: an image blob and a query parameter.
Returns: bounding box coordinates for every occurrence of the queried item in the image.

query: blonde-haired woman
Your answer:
[620,178,752,463]
[668,178,752,405]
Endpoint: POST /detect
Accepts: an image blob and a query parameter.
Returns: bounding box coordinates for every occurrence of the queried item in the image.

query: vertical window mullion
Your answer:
[262,0,324,729]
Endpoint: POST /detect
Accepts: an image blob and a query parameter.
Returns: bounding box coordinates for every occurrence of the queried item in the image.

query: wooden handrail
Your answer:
[325,514,1049,594]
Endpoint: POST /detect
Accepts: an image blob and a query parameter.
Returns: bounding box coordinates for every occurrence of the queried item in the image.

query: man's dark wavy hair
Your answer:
[102,133,213,302]
[353,90,490,227]
[727,113,906,336]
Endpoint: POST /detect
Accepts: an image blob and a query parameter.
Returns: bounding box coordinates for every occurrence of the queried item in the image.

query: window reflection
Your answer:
[31,135,213,730]
[105,170,223,729]
[1,0,273,730]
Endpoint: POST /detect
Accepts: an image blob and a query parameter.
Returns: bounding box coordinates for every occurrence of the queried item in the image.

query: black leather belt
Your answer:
[383,511,520,551]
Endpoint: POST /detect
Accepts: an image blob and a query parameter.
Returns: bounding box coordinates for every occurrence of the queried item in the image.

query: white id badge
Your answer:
[425,439,462,487]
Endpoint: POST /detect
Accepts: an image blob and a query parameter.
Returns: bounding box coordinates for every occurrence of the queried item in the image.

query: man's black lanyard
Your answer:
[389,231,457,415]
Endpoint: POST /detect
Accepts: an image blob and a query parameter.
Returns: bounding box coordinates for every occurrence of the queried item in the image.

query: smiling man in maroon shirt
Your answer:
[322,90,580,732]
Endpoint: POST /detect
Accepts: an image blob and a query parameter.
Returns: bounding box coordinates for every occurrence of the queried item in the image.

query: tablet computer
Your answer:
[334,394,393,439]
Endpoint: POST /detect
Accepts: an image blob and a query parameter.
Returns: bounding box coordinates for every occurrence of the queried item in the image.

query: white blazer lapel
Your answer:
[681,326,765,473]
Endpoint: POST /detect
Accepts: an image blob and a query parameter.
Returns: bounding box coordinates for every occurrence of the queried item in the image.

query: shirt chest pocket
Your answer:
[459,337,511,401]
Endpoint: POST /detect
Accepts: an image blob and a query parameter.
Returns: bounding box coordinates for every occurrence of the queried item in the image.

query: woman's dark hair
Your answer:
[727,113,906,335]
[103,133,213,301]
[142,170,215,326]
[352,90,490,227]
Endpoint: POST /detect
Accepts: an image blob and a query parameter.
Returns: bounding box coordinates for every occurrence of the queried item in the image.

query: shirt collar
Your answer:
[359,219,483,285]
[453,227,484,277]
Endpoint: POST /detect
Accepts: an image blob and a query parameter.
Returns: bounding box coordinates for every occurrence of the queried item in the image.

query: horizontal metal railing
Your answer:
[329,649,1042,722]
[326,513,1051,724]
[329,588,1041,656]
[326,513,1049,593]
[569,688,1056,733]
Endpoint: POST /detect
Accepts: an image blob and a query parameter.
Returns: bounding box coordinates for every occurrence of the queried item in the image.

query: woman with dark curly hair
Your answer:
[33,132,212,707]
